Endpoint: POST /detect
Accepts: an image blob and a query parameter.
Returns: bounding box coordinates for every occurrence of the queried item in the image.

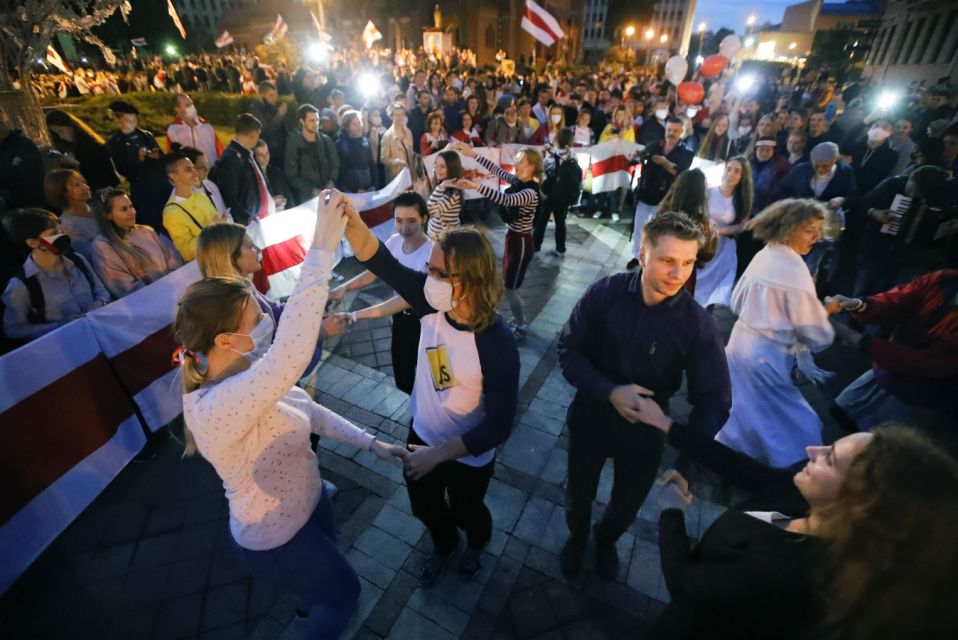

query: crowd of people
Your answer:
[2,44,958,639]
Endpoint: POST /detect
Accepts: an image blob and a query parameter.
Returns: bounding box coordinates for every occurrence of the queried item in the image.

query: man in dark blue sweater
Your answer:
[557,212,732,580]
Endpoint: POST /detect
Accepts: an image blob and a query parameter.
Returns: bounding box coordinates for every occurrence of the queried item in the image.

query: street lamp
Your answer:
[746,15,756,27]
[697,22,707,59]
[165,44,178,56]
[645,28,655,40]
[660,33,668,44]
[625,25,636,38]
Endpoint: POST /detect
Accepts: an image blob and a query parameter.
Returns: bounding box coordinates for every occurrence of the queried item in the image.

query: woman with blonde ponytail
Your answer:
[173,191,407,639]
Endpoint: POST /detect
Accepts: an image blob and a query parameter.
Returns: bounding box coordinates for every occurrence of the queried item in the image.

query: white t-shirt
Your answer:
[384,233,433,273]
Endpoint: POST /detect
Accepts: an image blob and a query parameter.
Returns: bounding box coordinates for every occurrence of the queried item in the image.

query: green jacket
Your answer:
[284,128,340,204]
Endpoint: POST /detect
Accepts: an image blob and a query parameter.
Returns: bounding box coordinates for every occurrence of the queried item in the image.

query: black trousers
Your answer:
[533,201,569,253]
[565,400,665,544]
[390,310,420,395]
[406,428,494,555]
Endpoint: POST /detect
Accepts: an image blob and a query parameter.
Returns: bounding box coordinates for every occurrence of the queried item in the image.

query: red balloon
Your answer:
[677,81,705,105]
[700,54,728,78]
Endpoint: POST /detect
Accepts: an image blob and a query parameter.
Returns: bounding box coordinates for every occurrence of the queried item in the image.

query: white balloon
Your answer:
[665,55,688,86]
[719,34,742,58]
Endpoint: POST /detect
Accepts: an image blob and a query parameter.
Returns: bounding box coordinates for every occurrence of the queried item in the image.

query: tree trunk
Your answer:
[0,68,49,146]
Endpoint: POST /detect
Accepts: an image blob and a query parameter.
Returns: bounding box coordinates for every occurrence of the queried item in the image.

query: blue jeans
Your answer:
[239,488,359,639]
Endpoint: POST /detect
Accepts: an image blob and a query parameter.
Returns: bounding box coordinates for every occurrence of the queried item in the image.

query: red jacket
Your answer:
[853,270,958,408]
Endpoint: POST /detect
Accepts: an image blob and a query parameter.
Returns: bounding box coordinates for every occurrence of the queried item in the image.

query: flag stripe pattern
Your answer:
[521,0,565,46]
[167,0,187,39]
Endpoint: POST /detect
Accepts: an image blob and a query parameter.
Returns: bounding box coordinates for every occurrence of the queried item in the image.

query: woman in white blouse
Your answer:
[715,198,835,467]
[91,188,181,298]
[173,191,406,638]
[694,156,754,308]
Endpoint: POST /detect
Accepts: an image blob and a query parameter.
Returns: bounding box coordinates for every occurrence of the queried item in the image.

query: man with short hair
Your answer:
[777,109,806,152]
[558,212,731,580]
[638,97,671,146]
[786,130,808,166]
[405,69,429,110]
[166,93,222,164]
[442,86,464,134]
[484,105,524,146]
[532,86,552,125]
[806,109,838,149]
[284,105,340,205]
[211,113,274,225]
[408,90,433,146]
[889,118,916,175]
[629,117,694,269]
[248,81,289,166]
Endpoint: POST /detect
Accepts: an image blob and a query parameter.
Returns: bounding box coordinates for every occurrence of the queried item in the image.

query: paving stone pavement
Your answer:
[0,213,872,640]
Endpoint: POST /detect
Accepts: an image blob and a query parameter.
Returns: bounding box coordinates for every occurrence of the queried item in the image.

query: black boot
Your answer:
[560,532,589,578]
[593,526,619,581]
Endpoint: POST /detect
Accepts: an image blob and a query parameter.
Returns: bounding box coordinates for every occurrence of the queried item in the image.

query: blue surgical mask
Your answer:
[229,314,274,362]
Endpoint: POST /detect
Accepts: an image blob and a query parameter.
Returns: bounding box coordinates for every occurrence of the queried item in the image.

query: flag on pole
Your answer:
[214,31,234,48]
[521,0,565,46]
[130,37,148,47]
[45,45,71,74]
[362,20,382,49]
[267,15,288,42]
[167,0,187,39]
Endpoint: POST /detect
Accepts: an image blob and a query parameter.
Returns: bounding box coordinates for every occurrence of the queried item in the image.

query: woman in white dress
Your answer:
[716,198,835,467]
[694,157,754,308]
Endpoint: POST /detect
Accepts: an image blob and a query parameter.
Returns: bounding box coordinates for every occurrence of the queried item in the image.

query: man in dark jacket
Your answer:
[629,117,694,269]
[749,137,792,213]
[211,113,272,224]
[557,212,731,581]
[842,118,899,197]
[106,101,169,231]
[0,120,45,209]
[284,105,339,205]
[248,81,289,169]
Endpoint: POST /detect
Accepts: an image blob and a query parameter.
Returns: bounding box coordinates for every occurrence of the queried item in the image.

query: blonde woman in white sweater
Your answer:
[173,190,407,638]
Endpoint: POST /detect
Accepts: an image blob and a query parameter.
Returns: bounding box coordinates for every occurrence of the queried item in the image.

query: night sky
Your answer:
[694,0,798,33]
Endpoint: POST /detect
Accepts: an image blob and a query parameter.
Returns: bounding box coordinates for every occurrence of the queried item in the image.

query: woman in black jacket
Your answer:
[45,109,119,191]
[335,111,376,193]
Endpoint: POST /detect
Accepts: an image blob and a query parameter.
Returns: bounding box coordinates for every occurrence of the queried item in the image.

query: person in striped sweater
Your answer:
[426,150,464,240]
[448,141,542,338]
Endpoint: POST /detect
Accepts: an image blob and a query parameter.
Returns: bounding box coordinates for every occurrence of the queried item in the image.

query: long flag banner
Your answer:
[522,0,566,46]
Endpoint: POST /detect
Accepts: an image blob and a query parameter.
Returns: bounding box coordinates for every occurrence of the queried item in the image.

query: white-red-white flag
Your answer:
[521,0,565,46]
[45,45,71,74]
[214,31,234,48]
[268,15,288,42]
[362,20,382,49]
[167,0,187,39]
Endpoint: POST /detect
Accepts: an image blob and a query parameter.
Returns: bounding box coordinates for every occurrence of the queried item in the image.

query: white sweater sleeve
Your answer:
[190,249,333,446]
[307,400,376,449]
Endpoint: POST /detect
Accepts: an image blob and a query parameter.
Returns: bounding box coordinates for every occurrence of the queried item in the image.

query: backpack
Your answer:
[16,253,97,324]
[543,152,582,209]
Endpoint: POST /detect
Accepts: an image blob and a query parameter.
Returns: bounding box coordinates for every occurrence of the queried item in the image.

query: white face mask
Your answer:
[738,125,752,136]
[550,114,562,124]
[184,105,197,120]
[423,275,457,312]
[867,127,890,143]
[655,108,669,121]
[229,314,274,362]
[686,107,698,118]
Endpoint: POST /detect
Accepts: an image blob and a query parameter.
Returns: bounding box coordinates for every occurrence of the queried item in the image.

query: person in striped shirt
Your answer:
[426,150,464,240]
[447,141,541,338]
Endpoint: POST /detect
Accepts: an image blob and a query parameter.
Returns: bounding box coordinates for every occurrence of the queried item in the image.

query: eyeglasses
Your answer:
[426,264,460,280]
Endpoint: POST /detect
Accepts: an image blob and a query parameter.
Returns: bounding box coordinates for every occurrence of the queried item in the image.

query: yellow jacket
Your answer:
[599,123,636,143]
[163,190,221,261]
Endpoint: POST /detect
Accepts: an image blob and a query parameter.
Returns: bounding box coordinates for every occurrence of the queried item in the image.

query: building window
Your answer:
[930,10,957,63]
[892,20,913,64]
[868,28,886,64]
[910,18,929,64]
[879,25,897,65]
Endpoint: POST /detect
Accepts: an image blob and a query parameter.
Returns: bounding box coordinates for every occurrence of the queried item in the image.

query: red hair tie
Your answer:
[171,346,197,367]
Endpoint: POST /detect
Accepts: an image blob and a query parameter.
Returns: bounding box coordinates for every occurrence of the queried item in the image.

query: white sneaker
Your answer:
[591,211,603,219]
[611,212,621,223]
[513,324,529,339]
[547,249,565,258]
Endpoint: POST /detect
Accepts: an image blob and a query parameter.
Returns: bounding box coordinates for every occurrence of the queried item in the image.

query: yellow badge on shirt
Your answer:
[426,345,456,391]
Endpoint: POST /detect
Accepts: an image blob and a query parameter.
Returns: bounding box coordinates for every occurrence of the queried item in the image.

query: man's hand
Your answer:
[634,395,672,432]
[830,319,863,348]
[277,102,288,117]
[827,197,844,210]
[137,146,148,161]
[868,208,892,224]
[824,294,864,315]
[609,384,655,424]
[657,470,693,509]
[404,444,443,480]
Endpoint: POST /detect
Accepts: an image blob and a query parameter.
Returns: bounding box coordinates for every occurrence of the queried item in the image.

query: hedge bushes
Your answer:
[41,92,266,138]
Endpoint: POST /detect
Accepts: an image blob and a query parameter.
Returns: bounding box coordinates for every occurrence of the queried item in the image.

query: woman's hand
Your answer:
[404,444,444,480]
[342,196,364,230]
[313,189,349,253]
[449,141,476,158]
[439,179,458,191]
[319,312,348,339]
[657,470,693,509]
[824,294,863,315]
[454,178,480,190]
[370,439,409,466]
[328,286,346,303]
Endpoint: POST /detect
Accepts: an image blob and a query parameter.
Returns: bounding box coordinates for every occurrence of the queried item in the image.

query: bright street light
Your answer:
[625,25,636,37]
[698,22,707,33]
[645,28,655,40]
[660,34,668,44]
[747,15,757,26]
[744,37,755,47]
[306,41,331,64]
[165,44,177,56]
[788,42,797,50]
[358,72,380,99]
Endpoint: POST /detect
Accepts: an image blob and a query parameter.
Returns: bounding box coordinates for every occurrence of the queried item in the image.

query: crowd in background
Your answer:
[2,43,958,639]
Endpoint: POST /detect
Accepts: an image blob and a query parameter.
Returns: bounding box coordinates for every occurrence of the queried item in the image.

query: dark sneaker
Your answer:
[457,548,483,579]
[594,539,619,581]
[560,534,588,578]
[418,539,461,587]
